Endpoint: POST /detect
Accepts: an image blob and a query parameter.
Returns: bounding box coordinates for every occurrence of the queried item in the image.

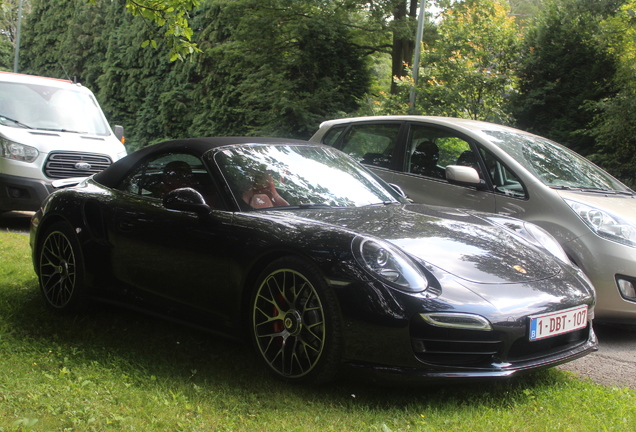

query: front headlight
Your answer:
[353,237,428,293]
[0,138,39,162]
[486,216,570,264]
[565,199,636,248]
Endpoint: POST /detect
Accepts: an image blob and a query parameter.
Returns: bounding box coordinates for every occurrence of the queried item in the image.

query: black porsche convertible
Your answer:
[30,137,597,385]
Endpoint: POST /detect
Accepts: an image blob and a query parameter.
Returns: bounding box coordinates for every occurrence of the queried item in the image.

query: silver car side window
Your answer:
[407,125,476,179]
[479,148,527,198]
[339,123,401,168]
[322,125,346,146]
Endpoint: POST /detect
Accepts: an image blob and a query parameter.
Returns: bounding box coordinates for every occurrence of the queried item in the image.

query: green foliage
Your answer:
[0,34,11,70]
[18,0,371,148]
[512,0,624,155]
[0,0,30,70]
[187,0,370,139]
[587,0,636,188]
[122,0,201,61]
[508,0,545,24]
[371,0,522,123]
[17,0,69,78]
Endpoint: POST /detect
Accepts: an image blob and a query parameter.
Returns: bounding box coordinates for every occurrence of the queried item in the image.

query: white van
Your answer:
[0,72,127,212]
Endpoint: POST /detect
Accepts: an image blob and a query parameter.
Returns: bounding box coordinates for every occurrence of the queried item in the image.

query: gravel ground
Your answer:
[558,324,636,390]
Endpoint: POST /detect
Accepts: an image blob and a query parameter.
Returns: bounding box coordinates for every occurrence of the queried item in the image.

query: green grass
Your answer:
[1,231,634,432]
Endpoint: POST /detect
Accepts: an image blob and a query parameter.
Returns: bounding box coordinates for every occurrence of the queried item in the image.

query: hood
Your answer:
[557,189,636,224]
[0,126,126,159]
[288,204,562,284]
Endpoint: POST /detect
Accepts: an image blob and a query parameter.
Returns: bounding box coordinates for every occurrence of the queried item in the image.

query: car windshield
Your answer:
[212,144,402,209]
[0,81,110,135]
[483,130,630,192]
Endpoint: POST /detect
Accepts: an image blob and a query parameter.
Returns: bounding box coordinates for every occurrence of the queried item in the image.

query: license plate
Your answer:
[529,305,588,341]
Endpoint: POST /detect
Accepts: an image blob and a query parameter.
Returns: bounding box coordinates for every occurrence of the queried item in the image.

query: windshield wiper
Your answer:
[261,203,334,211]
[366,201,402,206]
[36,128,86,134]
[0,115,33,129]
[551,185,634,195]
[582,188,635,196]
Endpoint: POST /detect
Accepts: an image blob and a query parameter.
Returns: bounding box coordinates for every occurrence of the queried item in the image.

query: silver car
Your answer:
[310,115,636,323]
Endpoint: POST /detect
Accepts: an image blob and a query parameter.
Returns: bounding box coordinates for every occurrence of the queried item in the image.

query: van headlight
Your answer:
[565,199,636,248]
[0,138,39,162]
[353,237,428,292]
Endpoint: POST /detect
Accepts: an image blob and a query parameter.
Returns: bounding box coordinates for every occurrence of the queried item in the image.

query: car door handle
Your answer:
[118,218,135,232]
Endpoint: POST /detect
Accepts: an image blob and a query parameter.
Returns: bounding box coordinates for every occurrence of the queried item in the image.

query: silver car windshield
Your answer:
[0,81,110,135]
[483,130,630,192]
[212,144,401,209]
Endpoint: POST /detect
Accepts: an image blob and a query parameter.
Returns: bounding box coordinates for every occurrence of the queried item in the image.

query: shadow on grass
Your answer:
[1,278,568,412]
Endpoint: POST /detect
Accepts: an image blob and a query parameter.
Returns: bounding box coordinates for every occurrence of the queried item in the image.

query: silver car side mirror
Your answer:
[446,165,487,190]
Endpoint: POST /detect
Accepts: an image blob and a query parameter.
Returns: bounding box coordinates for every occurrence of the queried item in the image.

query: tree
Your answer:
[19,0,107,82]
[512,0,624,154]
[185,0,371,139]
[587,0,636,187]
[0,0,32,71]
[101,0,201,61]
[508,0,545,24]
[372,0,522,122]
[387,0,419,93]
[18,0,372,148]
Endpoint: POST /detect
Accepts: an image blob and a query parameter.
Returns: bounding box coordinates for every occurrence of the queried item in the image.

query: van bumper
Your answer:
[0,173,53,212]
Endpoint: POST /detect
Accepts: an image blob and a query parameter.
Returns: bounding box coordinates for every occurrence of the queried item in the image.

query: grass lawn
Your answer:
[1,231,634,431]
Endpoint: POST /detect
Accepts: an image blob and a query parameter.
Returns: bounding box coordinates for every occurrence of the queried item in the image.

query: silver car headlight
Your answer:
[565,199,636,248]
[353,237,428,293]
[0,138,39,162]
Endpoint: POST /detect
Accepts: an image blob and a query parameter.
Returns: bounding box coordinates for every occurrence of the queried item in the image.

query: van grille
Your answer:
[44,152,112,179]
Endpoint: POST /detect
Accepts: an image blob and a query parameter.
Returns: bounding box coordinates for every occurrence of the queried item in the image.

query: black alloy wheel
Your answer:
[38,221,86,312]
[251,257,342,384]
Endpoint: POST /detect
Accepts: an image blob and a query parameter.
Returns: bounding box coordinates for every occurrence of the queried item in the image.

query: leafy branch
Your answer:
[92,0,202,61]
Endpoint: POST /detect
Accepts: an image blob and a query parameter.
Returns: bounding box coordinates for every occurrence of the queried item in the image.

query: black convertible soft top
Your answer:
[93,136,312,188]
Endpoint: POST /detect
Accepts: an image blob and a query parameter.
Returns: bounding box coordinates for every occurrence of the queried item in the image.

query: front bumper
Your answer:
[0,173,53,212]
[569,233,636,323]
[344,325,598,386]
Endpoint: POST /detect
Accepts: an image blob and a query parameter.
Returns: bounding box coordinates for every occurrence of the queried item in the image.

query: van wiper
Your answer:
[0,115,33,129]
[36,128,86,134]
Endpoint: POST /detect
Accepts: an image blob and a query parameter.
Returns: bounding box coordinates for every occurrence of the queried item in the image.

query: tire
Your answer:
[37,221,87,313]
[250,257,342,385]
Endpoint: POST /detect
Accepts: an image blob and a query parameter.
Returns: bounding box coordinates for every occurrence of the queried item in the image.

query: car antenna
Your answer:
[57,62,75,83]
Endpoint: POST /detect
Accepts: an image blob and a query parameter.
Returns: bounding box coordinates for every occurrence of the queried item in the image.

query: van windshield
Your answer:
[0,81,110,136]
[483,130,631,192]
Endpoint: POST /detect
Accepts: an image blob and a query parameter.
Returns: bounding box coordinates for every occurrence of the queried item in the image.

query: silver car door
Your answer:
[392,123,497,212]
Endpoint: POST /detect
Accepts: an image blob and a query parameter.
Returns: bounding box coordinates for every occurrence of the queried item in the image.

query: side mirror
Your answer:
[445,165,487,190]
[113,125,125,144]
[163,188,210,216]
[388,183,413,203]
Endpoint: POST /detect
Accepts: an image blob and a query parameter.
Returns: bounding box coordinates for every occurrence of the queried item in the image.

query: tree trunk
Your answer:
[390,0,418,94]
